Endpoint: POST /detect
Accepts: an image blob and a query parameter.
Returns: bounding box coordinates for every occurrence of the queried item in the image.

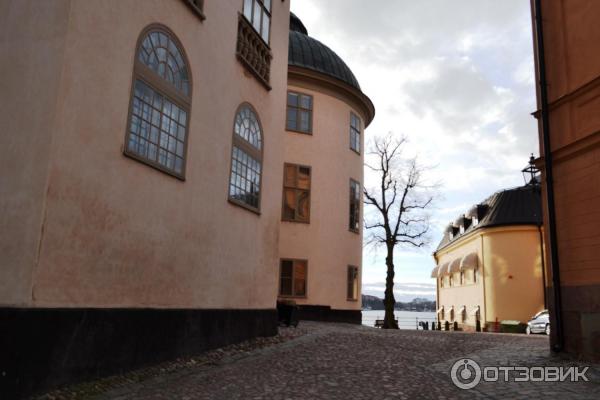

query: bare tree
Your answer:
[363,134,435,329]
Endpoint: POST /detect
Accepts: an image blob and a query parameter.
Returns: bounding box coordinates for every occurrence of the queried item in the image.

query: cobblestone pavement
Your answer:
[42,322,600,400]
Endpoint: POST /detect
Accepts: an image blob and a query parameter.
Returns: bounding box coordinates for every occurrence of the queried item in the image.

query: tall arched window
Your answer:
[125,25,192,179]
[228,104,263,212]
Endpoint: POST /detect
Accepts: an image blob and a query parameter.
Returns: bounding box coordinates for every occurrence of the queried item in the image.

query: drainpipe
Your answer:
[434,252,440,325]
[533,0,564,352]
[539,226,547,308]
[480,234,487,331]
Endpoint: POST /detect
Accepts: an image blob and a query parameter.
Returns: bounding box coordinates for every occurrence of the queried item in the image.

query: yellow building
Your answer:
[432,183,546,332]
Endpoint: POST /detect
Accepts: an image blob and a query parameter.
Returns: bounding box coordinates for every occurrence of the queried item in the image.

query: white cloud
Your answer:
[290,0,539,296]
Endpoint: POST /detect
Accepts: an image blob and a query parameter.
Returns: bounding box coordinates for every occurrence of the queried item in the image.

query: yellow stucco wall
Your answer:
[435,225,545,328]
[435,234,485,327]
[482,227,545,324]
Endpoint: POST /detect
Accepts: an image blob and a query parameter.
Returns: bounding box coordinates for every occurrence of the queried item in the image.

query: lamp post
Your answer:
[522,154,540,185]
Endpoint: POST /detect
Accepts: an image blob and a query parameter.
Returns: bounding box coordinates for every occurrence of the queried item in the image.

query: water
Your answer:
[362,310,437,329]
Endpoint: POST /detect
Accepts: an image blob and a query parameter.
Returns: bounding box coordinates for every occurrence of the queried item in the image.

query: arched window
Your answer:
[228,104,263,211]
[125,26,192,179]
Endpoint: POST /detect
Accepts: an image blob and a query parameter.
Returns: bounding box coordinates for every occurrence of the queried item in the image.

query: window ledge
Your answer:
[228,198,261,215]
[286,128,313,135]
[281,218,310,224]
[183,0,206,21]
[124,150,186,181]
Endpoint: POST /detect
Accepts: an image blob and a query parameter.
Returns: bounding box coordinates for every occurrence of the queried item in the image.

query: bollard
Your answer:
[437,321,441,331]
[453,321,458,331]
[424,321,429,330]
[476,319,481,332]
[444,321,450,331]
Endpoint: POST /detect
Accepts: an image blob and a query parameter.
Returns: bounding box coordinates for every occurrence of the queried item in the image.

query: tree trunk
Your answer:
[383,244,398,329]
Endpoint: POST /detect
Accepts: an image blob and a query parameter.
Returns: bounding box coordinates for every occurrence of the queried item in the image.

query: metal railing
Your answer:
[363,315,438,330]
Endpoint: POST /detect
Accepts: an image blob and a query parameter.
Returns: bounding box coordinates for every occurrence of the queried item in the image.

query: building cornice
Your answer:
[433,224,541,259]
[531,74,600,119]
[535,129,600,168]
[288,65,375,127]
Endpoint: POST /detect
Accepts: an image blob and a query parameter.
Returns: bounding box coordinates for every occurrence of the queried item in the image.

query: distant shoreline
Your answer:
[362,309,435,312]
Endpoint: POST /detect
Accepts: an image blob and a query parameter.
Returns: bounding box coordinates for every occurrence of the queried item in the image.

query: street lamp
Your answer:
[522,154,540,185]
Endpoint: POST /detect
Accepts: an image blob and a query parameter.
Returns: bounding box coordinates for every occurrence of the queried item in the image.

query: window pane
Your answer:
[297,167,310,189]
[294,261,307,296]
[261,14,270,43]
[284,165,296,187]
[229,143,262,209]
[297,191,310,222]
[127,79,187,176]
[280,277,292,296]
[137,30,190,96]
[243,0,252,20]
[299,110,310,132]
[350,180,360,231]
[294,279,306,297]
[347,268,354,299]
[348,267,358,300]
[281,260,293,278]
[300,95,312,109]
[234,105,262,150]
[283,189,296,220]
[253,2,262,32]
[148,143,157,161]
[287,92,298,107]
[264,0,271,12]
[286,108,297,130]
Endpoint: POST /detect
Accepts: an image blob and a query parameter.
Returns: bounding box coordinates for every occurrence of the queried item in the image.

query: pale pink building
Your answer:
[279,14,374,322]
[0,1,374,397]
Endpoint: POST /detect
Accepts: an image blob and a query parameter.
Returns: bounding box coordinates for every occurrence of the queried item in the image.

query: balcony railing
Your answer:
[236,14,272,90]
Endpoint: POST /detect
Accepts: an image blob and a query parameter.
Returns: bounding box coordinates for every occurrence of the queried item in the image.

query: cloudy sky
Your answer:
[290,0,540,301]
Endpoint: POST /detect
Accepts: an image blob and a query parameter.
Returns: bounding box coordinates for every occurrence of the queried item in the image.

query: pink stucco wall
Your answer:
[279,81,365,311]
[0,0,290,309]
[0,0,72,305]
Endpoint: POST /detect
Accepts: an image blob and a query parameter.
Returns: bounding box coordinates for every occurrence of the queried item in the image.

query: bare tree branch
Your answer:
[362,133,437,329]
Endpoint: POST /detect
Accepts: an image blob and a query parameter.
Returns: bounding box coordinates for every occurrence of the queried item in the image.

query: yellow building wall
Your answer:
[482,227,545,324]
[436,234,485,328]
[435,225,545,329]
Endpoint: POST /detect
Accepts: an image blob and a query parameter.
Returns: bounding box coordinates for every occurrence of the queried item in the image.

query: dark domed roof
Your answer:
[290,12,308,35]
[435,184,542,252]
[288,13,361,91]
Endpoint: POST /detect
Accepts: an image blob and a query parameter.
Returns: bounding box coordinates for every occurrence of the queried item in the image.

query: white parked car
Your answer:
[526,310,550,335]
